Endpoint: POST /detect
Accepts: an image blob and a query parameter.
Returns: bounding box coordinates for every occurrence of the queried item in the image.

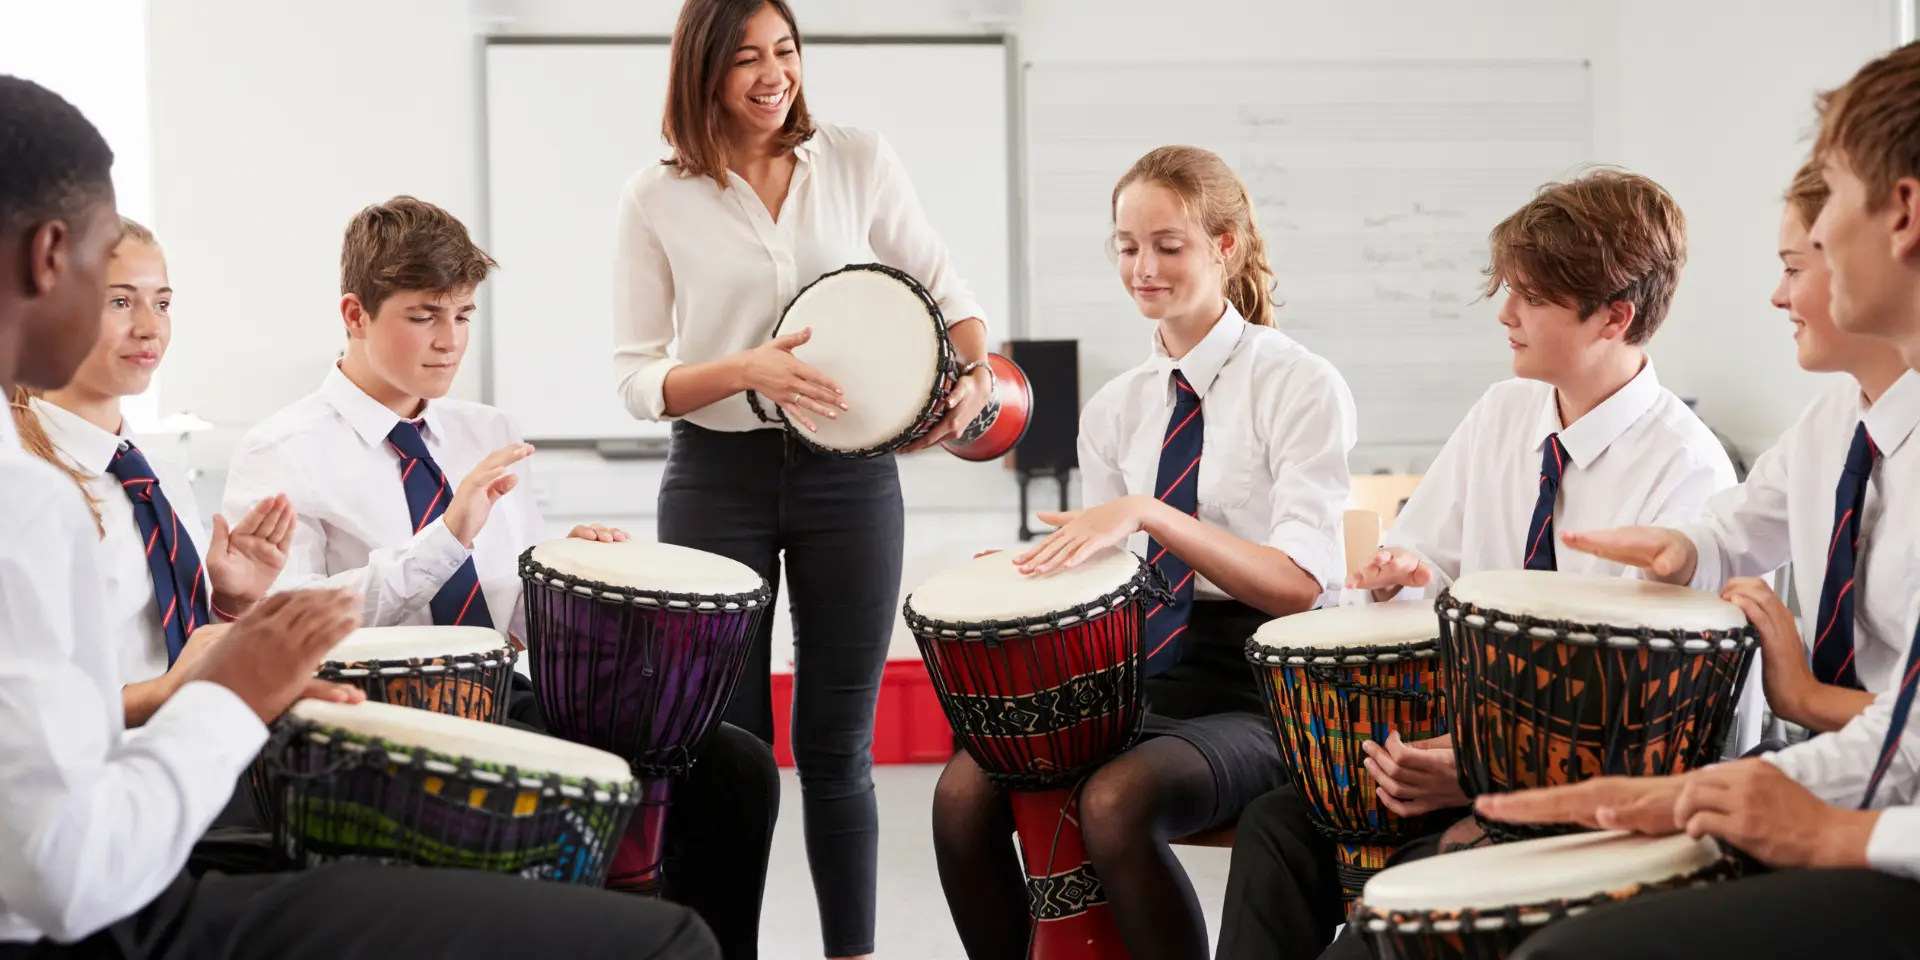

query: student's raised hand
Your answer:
[1559,526,1697,584]
[1672,759,1875,869]
[1346,547,1432,601]
[1364,731,1467,817]
[443,443,535,548]
[206,494,298,618]
[568,524,630,543]
[1722,577,1818,725]
[738,328,846,433]
[1014,496,1155,576]
[1475,775,1687,835]
[184,589,367,723]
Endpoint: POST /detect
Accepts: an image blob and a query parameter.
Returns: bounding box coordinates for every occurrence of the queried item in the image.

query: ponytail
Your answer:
[1223,182,1278,327]
[9,388,105,538]
[1112,145,1283,328]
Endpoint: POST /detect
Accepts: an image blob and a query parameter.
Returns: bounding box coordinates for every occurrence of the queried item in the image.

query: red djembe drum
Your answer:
[905,548,1161,959]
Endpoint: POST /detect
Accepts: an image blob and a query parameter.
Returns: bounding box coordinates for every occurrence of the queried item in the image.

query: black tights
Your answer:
[932,736,1219,960]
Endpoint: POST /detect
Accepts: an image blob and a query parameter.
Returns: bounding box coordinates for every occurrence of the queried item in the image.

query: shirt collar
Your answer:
[1531,359,1663,470]
[1864,369,1920,458]
[1150,302,1249,400]
[28,396,125,473]
[320,365,444,450]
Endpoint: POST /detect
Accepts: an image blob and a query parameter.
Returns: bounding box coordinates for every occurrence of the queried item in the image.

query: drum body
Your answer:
[318,625,516,722]
[1248,602,1449,901]
[257,699,635,884]
[1354,829,1736,959]
[905,548,1157,960]
[943,352,1034,462]
[520,539,769,894]
[1440,571,1756,840]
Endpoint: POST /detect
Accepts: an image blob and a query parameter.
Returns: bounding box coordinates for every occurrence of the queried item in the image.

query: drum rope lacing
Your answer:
[745,262,963,460]
[517,549,774,613]
[1356,856,1740,937]
[901,563,1174,646]
[259,718,638,801]
[320,647,520,679]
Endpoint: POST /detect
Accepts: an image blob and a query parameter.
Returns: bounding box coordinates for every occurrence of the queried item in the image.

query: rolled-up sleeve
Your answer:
[611,173,682,422]
[866,132,987,331]
[1260,356,1357,590]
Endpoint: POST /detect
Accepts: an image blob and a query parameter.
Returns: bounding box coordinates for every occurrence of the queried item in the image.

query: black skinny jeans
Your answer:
[658,422,904,958]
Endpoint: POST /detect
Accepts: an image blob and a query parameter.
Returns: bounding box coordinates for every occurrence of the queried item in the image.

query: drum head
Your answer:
[325,625,508,663]
[772,264,946,454]
[288,699,632,784]
[906,547,1145,626]
[1447,570,1746,632]
[527,539,764,599]
[1361,829,1721,914]
[1253,601,1438,651]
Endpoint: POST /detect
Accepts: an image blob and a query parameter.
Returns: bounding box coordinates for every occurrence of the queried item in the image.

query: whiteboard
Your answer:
[1025,60,1591,470]
[484,39,1011,443]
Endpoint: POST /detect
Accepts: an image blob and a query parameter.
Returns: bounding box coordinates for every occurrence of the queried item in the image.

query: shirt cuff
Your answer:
[413,517,474,581]
[622,356,685,423]
[1679,524,1723,591]
[1270,519,1342,592]
[1867,807,1920,881]
[148,680,269,767]
[940,300,989,333]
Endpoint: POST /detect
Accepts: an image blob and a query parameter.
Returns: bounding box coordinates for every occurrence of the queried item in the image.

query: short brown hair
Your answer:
[340,196,496,315]
[663,0,814,187]
[1784,159,1831,229]
[1815,41,1920,211]
[1483,168,1687,345]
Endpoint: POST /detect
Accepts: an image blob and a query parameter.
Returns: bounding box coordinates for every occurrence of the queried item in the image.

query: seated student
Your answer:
[931,145,1356,960]
[1214,168,1738,960]
[220,196,777,958]
[10,217,297,727]
[0,73,719,959]
[1565,160,1919,734]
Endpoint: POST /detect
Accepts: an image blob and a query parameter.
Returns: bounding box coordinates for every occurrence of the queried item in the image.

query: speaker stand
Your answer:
[1015,467,1073,541]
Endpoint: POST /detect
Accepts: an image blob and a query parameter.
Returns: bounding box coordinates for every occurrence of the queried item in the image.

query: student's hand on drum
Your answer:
[1721,577,1817,721]
[1346,547,1432,600]
[206,493,298,618]
[1475,774,1687,835]
[567,524,630,543]
[189,589,366,723]
[739,328,846,433]
[1672,759,1875,869]
[1559,526,1697,584]
[1364,731,1467,816]
[901,363,993,453]
[1014,496,1151,575]
[444,443,536,548]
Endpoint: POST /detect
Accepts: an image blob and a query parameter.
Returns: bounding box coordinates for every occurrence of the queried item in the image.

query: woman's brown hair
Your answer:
[663,0,815,188]
[1110,146,1281,328]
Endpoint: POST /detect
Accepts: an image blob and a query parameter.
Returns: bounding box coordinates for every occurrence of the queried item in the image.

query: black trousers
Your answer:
[1214,786,1346,960]
[0,860,718,960]
[658,422,904,958]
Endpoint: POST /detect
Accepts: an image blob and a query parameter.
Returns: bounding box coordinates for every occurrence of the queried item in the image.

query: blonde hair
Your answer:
[120,215,157,248]
[1111,145,1280,327]
[1784,159,1831,230]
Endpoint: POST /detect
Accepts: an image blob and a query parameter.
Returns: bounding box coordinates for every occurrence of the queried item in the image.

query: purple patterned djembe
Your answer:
[519,539,768,895]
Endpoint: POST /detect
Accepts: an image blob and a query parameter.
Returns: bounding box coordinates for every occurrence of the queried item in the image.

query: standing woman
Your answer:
[612,2,993,958]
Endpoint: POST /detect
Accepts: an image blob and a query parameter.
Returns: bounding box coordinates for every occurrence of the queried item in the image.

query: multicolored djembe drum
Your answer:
[1247,601,1449,901]
[318,625,517,722]
[905,548,1158,960]
[519,539,768,895]
[1354,829,1736,959]
[1439,571,1756,840]
[256,699,636,884]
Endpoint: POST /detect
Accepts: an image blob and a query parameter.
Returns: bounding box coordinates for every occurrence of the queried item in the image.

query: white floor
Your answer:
[758,764,1233,960]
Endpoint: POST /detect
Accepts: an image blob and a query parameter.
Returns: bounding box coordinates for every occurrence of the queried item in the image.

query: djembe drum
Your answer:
[519,539,769,895]
[257,699,636,884]
[317,625,517,722]
[1247,601,1449,901]
[1440,571,1756,840]
[1354,829,1737,959]
[905,548,1160,960]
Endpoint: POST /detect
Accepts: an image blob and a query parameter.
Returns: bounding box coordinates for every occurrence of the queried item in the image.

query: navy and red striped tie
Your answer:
[1858,618,1920,808]
[106,442,209,663]
[1524,434,1565,572]
[1811,423,1878,689]
[1143,370,1203,677]
[387,420,493,628]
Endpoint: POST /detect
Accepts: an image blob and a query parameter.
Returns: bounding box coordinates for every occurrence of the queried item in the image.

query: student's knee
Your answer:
[932,751,1010,845]
[1078,763,1157,861]
[1231,786,1316,855]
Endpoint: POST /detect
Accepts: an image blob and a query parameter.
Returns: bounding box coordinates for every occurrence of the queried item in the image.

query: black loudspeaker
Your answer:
[1004,339,1078,473]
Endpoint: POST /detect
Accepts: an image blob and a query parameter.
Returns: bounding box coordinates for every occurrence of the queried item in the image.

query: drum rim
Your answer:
[901,560,1163,641]
[1244,636,1441,667]
[518,547,773,612]
[319,646,519,679]
[1352,856,1738,935]
[266,712,639,805]
[1437,590,1757,653]
[746,262,960,460]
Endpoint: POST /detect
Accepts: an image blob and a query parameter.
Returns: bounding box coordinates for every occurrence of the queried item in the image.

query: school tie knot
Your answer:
[1844,423,1879,479]
[108,442,160,500]
[387,419,433,463]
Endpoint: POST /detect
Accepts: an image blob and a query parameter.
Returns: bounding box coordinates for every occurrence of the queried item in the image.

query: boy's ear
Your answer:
[1892,176,1920,262]
[341,293,371,340]
[1596,300,1636,342]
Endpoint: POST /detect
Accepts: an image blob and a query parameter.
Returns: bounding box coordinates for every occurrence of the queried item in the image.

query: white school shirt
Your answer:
[29,398,210,686]
[1384,362,1738,589]
[1680,371,1920,693]
[223,367,546,643]
[1077,305,1358,599]
[0,404,265,944]
[612,123,988,433]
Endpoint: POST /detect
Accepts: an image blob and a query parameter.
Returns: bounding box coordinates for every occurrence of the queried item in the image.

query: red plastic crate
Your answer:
[771,658,956,766]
